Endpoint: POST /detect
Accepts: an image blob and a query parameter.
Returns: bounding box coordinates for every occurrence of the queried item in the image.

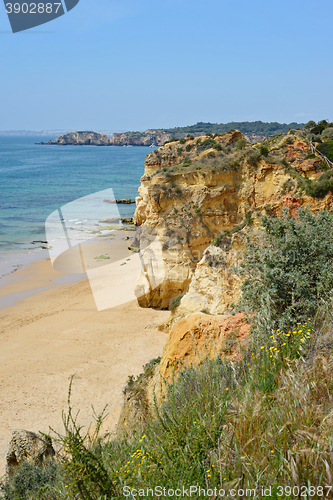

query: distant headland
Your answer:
[35,121,305,147]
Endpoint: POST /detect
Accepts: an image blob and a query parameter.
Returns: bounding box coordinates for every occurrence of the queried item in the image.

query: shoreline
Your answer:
[0,234,169,476]
[0,227,136,309]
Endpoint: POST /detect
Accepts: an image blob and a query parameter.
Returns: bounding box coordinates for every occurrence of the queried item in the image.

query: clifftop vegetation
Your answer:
[111,121,305,146]
[158,120,304,137]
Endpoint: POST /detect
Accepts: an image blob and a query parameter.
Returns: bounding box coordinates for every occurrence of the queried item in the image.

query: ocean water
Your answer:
[0,136,154,255]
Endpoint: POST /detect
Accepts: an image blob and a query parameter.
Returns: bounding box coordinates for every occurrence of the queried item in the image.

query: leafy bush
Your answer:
[198,138,217,150]
[177,147,182,156]
[236,207,333,330]
[321,127,333,140]
[179,138,186,144]
[303,170,333,198]
[247,150,261,165]
[164,137,178,144]
[0,461,59,500]
[285,137,294,145]
[185,144,193,152]
[316,139,333,162]
[310,120,328,135]
[236,138,246,150]
[260,145,269,157]
[80,312,333,493]
[304,120,316,130]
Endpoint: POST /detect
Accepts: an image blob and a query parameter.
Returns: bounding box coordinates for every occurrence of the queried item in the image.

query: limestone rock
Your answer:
[6,430,55,474]
[158,312,251,382]
[45,131,112,146]
[177,232,246,316]
[133,130,333,310]
[117,363,161,437]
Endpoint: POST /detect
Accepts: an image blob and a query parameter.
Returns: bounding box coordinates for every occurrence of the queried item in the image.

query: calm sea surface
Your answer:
[0,136,154,255]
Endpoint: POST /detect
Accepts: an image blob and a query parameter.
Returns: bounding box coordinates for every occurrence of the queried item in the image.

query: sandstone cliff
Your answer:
[111,130,176,146]
[39,131,112,146]
[133,129,333,311]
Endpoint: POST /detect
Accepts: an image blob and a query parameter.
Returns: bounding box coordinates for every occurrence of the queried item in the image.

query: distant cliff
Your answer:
[37,121,305,147]
[111,130,175,146]
[37,131,112,146]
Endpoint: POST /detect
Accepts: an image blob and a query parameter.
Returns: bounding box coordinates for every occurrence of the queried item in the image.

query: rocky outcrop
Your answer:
[159,312,250,382]
[6,430,55,474]
[133,130,333,310]
[176,231,247,316]
[111,130,175,147]
[38,131,112,146]
[103,198,135,204]
[117,360,161,437]
[117,312,251,429]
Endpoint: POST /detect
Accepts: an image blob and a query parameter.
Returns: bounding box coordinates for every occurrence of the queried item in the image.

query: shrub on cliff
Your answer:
[321,127,333,140]
[247,150,261,165]
[316,139,333,162]
[236,207,333,330]
[0,461,59,500]
[303,170,333,198]
[260,145,269,157]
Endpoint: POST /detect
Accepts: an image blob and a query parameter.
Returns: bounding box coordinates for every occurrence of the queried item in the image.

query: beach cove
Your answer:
[0,138,168,475]
[0,244,169,476]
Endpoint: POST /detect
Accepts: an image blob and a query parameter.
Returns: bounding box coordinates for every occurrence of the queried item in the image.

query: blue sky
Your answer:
[1,0,332,131]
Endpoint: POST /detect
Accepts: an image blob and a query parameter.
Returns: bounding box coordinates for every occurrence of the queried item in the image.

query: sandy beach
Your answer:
[0,235,169,476]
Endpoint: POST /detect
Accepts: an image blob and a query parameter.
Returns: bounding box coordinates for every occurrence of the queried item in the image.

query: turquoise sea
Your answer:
[0,136,154,255]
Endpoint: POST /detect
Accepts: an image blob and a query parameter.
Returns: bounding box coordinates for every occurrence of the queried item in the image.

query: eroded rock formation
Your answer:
[6,430,55,475]
[133,130,333,310]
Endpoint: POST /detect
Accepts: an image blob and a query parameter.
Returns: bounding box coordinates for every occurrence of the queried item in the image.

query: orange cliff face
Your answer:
[133,130,333,311]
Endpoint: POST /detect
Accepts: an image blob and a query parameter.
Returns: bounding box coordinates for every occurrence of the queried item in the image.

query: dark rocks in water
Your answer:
[121,217,134,224]
[103,198,135,204]
[31,241,48,244]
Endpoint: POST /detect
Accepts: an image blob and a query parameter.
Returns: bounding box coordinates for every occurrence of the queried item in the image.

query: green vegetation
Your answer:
[236,138,246,150]
[247,150,261,165]
[302,170,333,198]
[316,139,333,162]
[168,294,184,310]
[212,211,253,247]
[303,119,333,144]
[125,122,306,145]
[0,461,59,500]
[157,121,305,137]
[236,207,333,331]
[260,145,269,157]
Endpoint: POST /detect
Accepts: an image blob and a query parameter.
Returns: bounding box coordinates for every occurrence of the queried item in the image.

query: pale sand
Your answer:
[0,242,169,476]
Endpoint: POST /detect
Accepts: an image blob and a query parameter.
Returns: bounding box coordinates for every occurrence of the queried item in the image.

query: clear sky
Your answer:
[1,0,332,131]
